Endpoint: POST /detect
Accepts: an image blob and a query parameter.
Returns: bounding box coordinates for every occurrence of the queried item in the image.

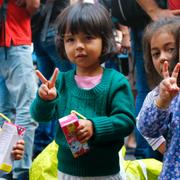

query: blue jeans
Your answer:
[131,28,162,160]
[0,45,38,179]
[131,29,150,115]
[33,27,73,156]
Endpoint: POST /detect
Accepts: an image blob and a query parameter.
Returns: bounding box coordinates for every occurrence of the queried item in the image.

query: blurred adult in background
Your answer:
[32,0,74,158]
[136,0,180,21]
[0,0,39,179]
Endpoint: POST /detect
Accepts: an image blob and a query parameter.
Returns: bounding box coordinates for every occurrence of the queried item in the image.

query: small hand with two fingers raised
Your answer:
[36,68,59,101]
[156,61,180,109]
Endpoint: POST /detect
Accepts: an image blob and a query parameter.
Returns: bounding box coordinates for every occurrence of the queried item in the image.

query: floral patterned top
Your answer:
[137,87,180,180]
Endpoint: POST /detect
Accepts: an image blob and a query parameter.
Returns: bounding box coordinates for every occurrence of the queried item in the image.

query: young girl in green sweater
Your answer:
[30,2,135,180]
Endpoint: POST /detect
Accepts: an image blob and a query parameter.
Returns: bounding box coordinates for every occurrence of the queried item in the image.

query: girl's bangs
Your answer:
[65,8,102,36]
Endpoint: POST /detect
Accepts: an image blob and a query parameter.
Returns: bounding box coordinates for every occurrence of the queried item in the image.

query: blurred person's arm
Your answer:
[25,0,40,15]
[144,135,166,154]
[157,141,166,154]
[136,0,179,21]
[15,0,40,15]
[136,88,166,154]
[137,123,166,154]
[116,24,131,54]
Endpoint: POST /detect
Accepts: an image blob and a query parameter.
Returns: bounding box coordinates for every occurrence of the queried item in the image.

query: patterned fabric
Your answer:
[137,87,180,180]
[136,87,166,151]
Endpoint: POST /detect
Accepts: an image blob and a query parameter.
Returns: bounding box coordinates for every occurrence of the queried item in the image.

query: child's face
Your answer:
[63,31,103,75]
[151,31,176,77]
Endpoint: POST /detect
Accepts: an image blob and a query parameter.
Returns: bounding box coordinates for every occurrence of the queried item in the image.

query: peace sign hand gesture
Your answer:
[156,61,180,109]
[36,68,59,101]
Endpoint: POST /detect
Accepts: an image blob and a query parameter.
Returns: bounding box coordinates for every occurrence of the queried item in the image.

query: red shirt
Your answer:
[0,0,32,47]
[168,0,180,10]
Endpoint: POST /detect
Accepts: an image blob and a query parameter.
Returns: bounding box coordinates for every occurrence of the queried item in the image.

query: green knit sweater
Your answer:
[30,68,135,177]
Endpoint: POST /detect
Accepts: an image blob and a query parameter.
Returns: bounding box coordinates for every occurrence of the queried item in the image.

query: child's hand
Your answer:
[11,140,25,160]
[156,61,180,108]
[36,68,59,101]
[76,119,93,143]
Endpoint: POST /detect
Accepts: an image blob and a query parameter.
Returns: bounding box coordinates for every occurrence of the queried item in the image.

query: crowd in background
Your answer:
[0,0,179,180]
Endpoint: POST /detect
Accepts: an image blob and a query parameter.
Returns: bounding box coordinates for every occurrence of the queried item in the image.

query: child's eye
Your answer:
[85,35,95,41]
[152,52,159,59]
[65,37,74,43]
[167,48,175,53]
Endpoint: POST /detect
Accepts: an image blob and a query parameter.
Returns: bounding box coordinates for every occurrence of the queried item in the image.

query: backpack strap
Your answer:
[117,0,127,22]
[41,0,56,42]
[0,0,8,21]
[3,0,8,19]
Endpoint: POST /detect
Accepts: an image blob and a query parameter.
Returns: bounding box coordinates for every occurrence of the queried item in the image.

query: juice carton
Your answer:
[0,113,26,175]
[59,112,89,158]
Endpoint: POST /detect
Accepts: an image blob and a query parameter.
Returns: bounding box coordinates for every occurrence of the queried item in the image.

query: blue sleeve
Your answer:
[137,94,171,138]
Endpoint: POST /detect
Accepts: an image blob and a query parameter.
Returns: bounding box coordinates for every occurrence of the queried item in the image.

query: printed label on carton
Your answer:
[59,114,89,158]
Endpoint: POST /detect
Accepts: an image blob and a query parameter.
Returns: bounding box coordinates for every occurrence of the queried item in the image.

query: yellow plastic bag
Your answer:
[30,142,162,180]
[29,141,58,180]
[120,146,162,180]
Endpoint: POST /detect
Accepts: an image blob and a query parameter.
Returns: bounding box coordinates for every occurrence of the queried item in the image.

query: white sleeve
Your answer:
[144,136,165,150]
[136,88,166,150]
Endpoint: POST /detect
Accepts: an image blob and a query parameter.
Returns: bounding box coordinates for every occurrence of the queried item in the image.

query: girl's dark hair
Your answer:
[142,17,180,89]
[55,2,116,63]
